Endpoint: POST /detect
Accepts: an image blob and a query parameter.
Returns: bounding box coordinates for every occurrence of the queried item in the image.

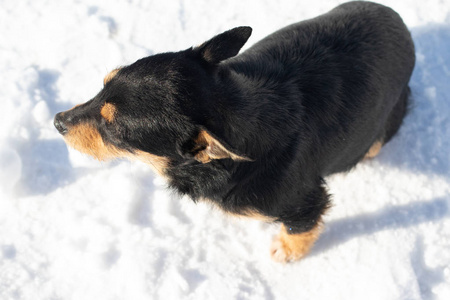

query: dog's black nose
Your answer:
[54,113,68,135]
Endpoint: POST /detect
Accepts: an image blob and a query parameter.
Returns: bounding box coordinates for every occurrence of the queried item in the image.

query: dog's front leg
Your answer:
[270,183,330,262]
[270,222,323,263]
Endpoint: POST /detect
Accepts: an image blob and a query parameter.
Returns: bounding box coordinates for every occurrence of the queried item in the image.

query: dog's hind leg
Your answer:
[383,86,411,144]
[364,86,411,160]
[364,140,383,159]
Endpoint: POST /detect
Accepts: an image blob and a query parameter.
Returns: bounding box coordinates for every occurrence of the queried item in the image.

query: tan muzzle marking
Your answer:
[63,122,170,176]
[63,123,122,161]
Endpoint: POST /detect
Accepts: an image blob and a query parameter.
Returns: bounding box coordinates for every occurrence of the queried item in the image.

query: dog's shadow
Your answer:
[312,197,448,256]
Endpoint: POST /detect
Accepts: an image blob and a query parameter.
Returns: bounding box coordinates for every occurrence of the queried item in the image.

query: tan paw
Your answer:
[270,236,305,263]
[270,224,322,263]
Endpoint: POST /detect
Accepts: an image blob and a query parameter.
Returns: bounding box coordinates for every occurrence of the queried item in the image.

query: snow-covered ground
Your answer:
[1,0,449,299]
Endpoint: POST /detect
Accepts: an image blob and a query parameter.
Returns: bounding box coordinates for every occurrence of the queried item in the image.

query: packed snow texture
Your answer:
[1,0,449,299]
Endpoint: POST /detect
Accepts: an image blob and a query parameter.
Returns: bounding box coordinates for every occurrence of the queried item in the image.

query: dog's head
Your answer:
[54,27,252,176]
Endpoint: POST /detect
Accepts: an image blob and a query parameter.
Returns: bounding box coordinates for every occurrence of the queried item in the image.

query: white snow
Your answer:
[1,0,449,299]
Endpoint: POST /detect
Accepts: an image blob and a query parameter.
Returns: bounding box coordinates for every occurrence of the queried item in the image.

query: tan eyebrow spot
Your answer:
[100,103,117,123]
[103,68,121,85]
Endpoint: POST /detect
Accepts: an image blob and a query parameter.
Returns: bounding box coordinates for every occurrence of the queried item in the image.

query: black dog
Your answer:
[54,1,415,262]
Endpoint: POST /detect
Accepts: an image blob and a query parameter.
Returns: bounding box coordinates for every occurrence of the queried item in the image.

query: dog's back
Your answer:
[225,1,415,175]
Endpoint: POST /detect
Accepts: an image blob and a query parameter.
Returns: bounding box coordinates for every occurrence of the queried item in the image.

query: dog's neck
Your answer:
[203,64,304,160]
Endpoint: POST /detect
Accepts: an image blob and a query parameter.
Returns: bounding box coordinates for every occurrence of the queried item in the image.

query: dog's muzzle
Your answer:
[54,112,68,135]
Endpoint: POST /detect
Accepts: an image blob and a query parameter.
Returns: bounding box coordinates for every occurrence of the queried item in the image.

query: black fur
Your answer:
[55,1,415,235]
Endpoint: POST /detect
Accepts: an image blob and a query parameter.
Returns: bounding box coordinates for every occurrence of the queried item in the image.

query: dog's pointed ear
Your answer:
[183,130,252,164]
[194,26,252,64]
